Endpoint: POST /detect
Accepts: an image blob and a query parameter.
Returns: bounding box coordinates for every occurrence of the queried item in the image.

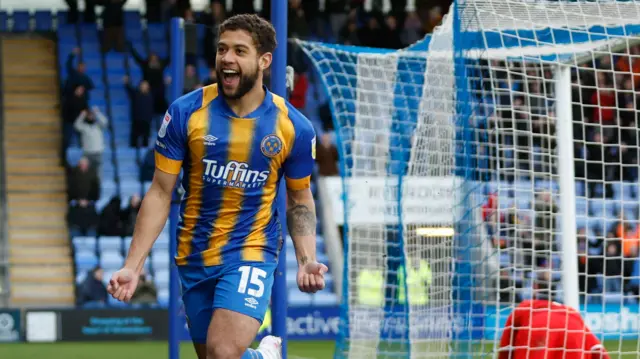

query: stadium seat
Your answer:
[12,11,30,32]
[155,233,170,250]
[158,289,170,306]
[151,252,170,271]
[0,12,7,31]
[34,10,53,31]
[73,236,97,252]
[98,236,123,253]
[100,252,124,269]
[154,269,170,289]
[75,251,99,270]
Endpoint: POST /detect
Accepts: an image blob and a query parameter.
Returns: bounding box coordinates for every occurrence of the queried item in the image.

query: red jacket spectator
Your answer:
[289,73,308,109]
[590,88,616,124]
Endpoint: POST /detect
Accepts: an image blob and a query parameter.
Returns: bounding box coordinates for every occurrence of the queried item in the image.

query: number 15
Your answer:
[237,266,267,298]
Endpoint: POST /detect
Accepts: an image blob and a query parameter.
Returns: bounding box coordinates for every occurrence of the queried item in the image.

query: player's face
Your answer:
[216,30,270,100]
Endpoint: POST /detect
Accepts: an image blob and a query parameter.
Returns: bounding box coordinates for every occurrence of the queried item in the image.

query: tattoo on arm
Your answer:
[286,204,316,237]
[299,256,309,265]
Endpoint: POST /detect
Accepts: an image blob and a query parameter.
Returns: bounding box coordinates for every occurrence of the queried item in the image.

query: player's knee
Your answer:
[206,340,244,359]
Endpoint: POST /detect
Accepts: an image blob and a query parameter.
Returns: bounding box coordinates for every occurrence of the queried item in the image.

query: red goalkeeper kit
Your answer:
[498,300,609,359]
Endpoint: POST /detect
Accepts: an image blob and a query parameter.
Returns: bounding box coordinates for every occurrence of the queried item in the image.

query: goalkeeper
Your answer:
[107,13,326,359]
[499,285,609,359]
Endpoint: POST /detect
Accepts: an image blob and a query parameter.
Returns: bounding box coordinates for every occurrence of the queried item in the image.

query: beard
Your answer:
[216,64,260,100]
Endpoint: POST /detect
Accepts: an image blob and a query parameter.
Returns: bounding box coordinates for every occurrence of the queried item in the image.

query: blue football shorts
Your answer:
[178,261,277,344]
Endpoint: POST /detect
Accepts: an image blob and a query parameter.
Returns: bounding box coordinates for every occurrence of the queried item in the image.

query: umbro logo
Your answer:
[203,135,218,146]
[244,297,258,309]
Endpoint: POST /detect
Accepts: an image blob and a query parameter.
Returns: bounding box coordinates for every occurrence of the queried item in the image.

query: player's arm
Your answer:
[283,112,328,292]
[123,169,178,273]
[286,187,317,265]
[125,105,186,274]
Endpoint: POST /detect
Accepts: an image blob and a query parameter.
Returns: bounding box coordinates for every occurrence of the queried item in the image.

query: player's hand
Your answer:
[297,261,328,293]
[107,267,139,303]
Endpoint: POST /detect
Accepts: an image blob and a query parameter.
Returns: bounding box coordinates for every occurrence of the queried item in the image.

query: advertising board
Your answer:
[0,309,20,342]
[323,176,455,225]
[59,309,168,341]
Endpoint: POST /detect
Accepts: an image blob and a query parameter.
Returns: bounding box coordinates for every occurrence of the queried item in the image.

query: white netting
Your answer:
[301,0,640,358]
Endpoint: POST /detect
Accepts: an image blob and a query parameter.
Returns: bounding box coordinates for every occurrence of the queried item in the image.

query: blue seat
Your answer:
[57,11,68,24]
[155,233,170,250]
[75,251,98,270]
[12,11,30,32]
[157,289,170,306]
[100,252,124,269]
[34,10,53,31]
[73,236,97,252]
[154,269,170,289]
[0,12,7,32]
[151,252,170,271]
[98,236,122,252]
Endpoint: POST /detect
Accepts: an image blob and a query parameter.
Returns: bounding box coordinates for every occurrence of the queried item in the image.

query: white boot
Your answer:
[256,335,282,359]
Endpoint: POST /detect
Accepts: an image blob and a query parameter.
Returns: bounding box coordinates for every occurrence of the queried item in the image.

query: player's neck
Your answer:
[225,83,266,118]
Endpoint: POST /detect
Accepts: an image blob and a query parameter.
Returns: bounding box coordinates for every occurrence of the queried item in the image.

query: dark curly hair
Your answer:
[218,14,277,55]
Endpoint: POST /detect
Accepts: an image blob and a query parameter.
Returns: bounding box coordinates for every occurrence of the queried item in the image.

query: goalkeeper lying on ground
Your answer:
[499,285,609,359]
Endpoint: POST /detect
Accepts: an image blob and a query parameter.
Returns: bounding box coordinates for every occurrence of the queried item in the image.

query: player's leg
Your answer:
[206,261,280,359]
[178,267,217,359]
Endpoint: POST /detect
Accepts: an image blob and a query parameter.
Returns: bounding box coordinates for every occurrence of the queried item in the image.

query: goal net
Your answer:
[300,0,640,358]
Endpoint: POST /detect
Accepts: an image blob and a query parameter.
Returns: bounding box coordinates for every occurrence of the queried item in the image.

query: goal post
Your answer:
[300,0,640,358]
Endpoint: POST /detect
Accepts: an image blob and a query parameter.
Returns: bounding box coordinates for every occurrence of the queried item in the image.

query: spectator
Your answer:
[63,48,94,99]
[401,11,424,47]
[532,191,557,268]
[326,0,349,38]
[124,76,154,148]
[64,0,97,23]
[288,0,310,39]
[381,15,403,49]
[604,234,623,293]
[131,270,158,306]
[232,0,255,16]
[358,15,385,48]
[102,0,127,53]
[145,0,164,23]
[590,74,616,124]
[129,43,170,117]
[183,64,200,94]
[577,228,598,297]
[74,106,109,174]
[340,19,361,46]
[203,68,217,86]
[289,72,308,110]
[140,148,155,183]
[423,6,443,34]
[121,195,142,236]
[316,132,339,176]
[67,157,100,236]
[61,85,88,161]
[201,0,226,68]
[98,196,125,237]
[78,266,108,307]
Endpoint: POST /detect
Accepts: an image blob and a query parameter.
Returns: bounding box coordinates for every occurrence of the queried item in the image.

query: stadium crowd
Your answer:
[52,0,640,307]
[55,0,447,307]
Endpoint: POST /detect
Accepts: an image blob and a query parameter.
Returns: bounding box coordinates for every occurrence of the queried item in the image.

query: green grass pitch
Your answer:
[0,340,637,359]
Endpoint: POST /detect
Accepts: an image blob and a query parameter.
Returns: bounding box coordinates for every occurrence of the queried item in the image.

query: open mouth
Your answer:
[222,69,240,87]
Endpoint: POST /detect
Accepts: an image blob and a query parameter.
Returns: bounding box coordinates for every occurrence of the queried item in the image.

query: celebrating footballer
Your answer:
[107,13,326,359]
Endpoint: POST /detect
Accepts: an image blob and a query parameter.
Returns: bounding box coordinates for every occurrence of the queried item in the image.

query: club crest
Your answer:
[261,134,283,158]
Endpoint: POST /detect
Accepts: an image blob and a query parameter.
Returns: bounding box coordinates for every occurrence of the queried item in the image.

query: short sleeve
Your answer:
[283,119,316,191]
[154,103,186,175]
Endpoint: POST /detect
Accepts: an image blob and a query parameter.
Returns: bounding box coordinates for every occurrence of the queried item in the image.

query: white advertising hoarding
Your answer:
[323,176,455,225]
